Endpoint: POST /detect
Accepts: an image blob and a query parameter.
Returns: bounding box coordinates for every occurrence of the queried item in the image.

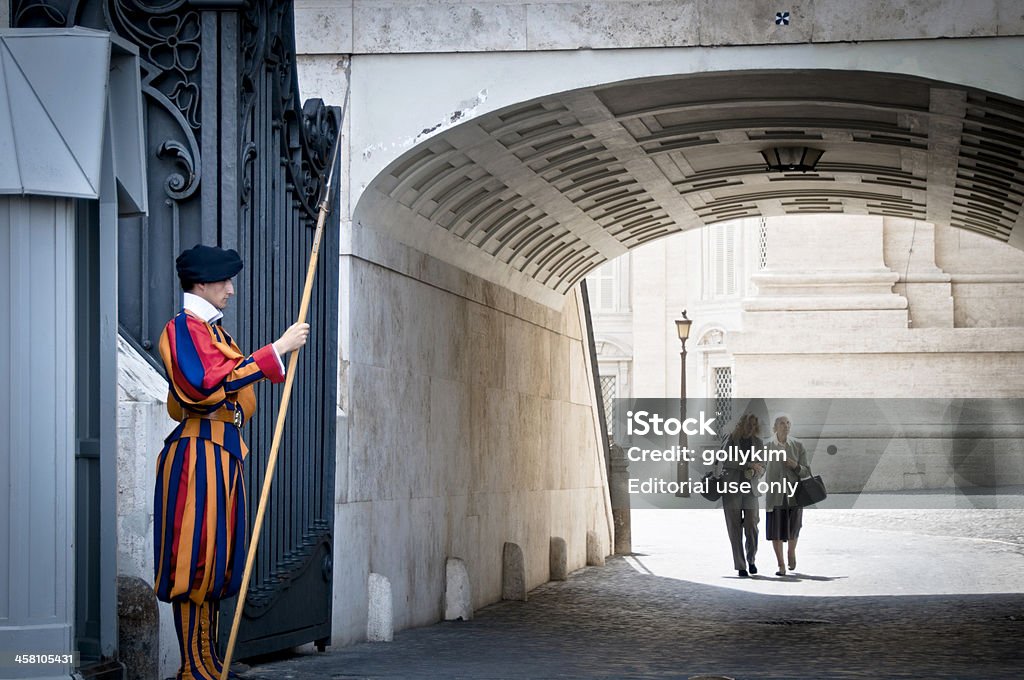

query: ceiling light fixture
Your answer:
[760,146,824,172]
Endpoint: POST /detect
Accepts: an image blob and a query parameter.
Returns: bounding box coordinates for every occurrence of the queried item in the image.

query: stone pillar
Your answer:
[882,217,953,328]
[745,214,909,333]
[367,573,393,642]
[586,530,606,567]
[117,576,158,680]
[501,542,527,601]
[444,558,472,621]
[549,537,568,581]
[607,441,632,555]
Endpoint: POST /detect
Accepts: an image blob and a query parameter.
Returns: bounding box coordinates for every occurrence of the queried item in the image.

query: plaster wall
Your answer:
[114,51,612,663]
[631,238,670,396]
[331,220,612,644]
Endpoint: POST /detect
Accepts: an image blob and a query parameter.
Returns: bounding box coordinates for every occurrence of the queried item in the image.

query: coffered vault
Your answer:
[355,69,1024,304]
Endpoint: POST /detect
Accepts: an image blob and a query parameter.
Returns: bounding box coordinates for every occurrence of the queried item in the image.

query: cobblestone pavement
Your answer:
[811,508,1024,546]
[241,509,1024,679]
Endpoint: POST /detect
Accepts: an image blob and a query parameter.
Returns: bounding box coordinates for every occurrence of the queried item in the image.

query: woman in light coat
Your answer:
[764,414,811,576]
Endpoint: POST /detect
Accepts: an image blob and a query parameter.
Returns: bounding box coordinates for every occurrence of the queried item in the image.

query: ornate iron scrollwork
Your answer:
[298,98,338,211]
[15,0,340,656]
[104,1,203,199]
[238,0,266,212]
[236,0,338,220]
[12,0,74,25]
[156,139,199,200]
[239,141,258,207]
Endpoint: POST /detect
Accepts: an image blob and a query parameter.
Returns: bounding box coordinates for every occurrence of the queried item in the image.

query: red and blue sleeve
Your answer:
[159,313,285,410]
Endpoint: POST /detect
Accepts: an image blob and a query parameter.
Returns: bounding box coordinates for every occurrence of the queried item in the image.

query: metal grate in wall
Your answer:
[600,375,618,436]
[757,218,768,270]
[714,367,733,434]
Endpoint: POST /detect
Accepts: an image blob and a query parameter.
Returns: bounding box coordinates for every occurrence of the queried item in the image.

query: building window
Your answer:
[713,366,733,432]
[703,221,739,299]
[599,375,617,435]
[585,257,629,313]
[757,218,768,270]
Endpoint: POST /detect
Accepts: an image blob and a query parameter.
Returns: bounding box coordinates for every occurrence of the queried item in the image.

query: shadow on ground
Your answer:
[241,557,1024,679]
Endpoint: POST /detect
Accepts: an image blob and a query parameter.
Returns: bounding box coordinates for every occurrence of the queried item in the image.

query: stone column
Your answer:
[882,217,953,328]
[744,214,909,334]
[608,441,632,555]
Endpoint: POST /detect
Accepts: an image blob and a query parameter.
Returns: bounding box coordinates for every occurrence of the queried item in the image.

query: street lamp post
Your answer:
[675,311,693,497]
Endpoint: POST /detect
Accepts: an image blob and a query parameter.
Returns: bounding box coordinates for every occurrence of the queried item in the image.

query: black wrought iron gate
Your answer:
[14,0,340,659]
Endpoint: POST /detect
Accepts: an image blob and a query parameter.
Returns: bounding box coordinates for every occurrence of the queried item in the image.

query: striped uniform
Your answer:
[154,310,284,605]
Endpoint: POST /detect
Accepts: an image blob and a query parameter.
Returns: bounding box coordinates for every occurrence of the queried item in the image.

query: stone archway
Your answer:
[330,50,1024,646]
[353,63,1024,308]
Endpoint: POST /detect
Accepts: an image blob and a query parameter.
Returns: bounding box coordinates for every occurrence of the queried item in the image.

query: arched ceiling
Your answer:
[356,70,1024,302]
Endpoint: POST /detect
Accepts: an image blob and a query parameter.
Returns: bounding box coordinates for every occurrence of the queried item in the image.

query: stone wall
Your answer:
[116,337,179,679]
[936,226,1024,328]
[114,260,614,667]
[331,219,613,644]
[590,215,1024,405]
[730,215,1024,494]
[733,215,1024,399]
[588,214,1024,500]
[296,0,1024,54]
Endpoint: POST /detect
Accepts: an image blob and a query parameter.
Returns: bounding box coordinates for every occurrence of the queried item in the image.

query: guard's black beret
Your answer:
[176,244,243,283]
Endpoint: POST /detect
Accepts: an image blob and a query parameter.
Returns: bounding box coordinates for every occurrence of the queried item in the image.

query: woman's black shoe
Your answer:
[748,563,758,574]
[738,569,749,578]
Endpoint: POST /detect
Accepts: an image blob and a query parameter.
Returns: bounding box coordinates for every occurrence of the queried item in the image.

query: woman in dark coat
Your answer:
[720,413,765,577]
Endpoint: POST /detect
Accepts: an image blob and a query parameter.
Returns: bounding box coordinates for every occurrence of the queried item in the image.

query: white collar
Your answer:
[183,292,223,324]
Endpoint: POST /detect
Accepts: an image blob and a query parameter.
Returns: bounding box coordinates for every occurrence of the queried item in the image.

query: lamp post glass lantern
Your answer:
[675,312,692,496]
[675,315,692,344]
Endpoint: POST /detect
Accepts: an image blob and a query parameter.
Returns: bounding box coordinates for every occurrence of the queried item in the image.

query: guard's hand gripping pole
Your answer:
[220,107,345,679]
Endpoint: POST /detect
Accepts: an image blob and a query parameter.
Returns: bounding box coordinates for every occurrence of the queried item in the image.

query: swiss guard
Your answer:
[154,244,309,680]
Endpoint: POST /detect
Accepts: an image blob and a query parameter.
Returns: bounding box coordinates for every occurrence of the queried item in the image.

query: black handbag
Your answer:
[700,470,722,502]
[793,475,827,507]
